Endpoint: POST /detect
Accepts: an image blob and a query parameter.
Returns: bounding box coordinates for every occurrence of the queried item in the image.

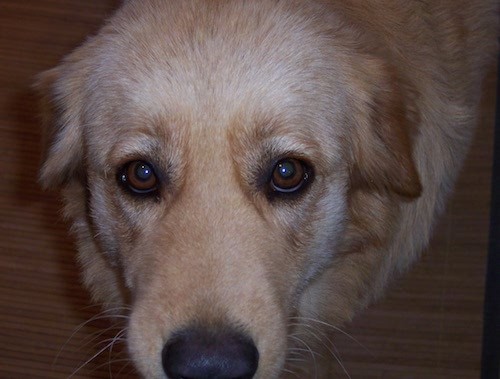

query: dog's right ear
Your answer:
[35,65,85,189]
[347,57,422,200]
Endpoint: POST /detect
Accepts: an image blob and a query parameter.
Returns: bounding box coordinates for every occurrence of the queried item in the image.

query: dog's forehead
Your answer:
[86,0,345,130]
[77,0,353,174]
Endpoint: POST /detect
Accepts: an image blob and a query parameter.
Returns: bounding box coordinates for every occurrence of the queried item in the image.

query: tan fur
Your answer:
[37,0,496,378]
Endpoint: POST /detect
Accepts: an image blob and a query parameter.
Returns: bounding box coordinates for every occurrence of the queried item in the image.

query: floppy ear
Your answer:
[348,58,422,199]
[35,65,85,189]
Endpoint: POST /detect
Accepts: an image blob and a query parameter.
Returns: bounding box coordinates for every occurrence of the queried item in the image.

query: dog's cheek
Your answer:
[86,179,124,262]
[303,179,349,272]
[59,180,128,308]
[272,177,350,301]
[83,176,151,292]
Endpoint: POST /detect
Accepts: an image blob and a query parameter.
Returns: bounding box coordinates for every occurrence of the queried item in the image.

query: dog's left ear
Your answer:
[35,58,86,189]
[348,57,422,199]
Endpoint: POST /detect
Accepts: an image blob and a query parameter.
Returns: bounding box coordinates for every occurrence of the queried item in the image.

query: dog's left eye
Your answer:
[119,160,159,195]
[270,158,311,195]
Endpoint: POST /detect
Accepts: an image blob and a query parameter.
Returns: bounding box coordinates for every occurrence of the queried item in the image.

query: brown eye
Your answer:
[119,160,158,195]
[270,158,310,194]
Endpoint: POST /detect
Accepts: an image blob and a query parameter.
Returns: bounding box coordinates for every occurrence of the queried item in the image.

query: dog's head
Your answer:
[37,1,421,377]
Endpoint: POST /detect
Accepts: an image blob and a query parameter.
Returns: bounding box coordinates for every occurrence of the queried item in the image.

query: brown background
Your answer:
[0,1,496,378]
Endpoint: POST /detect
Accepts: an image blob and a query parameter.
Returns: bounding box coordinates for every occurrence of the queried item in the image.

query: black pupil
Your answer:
[135,163,152,181]
[277,161,296,179]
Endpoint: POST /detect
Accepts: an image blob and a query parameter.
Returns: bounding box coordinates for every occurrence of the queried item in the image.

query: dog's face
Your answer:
[38,1,421,377]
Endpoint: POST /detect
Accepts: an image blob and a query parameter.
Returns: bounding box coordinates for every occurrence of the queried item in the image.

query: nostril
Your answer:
[162,327,259,379]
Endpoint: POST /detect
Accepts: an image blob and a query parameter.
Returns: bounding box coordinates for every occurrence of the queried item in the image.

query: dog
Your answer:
[37,0,496,378]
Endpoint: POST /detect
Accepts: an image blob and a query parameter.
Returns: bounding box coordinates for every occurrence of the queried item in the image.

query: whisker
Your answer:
[289,316,373,357]
[115,360,135,378]
[288,316,365,378]
[53,311,129,367]
[70,325,127,378]
[80,321,127,351]
[89,358,131,377]
[108,329,128,378]
[281,366,301,379]
[68,337,121,378]
[288,334,319,379]
[290,324,351,379]
[53,305,131,378]
[286,356,309,363]
[286,347,311,361]
[297,327,351,379]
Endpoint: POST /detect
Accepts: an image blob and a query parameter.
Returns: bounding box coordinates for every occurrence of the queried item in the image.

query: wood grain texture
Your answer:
[0,1,496,378]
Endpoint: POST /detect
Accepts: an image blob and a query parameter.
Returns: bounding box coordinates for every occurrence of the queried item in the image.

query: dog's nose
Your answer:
[162,327,259,379]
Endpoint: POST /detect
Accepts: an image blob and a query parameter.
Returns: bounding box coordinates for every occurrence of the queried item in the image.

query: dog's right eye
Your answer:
[118,160,159,196]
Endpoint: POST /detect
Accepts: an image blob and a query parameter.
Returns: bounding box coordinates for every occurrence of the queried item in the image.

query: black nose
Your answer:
[162,327,259,379]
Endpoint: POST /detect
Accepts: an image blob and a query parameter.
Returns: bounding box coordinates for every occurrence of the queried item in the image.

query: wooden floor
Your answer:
[0,1,496,378]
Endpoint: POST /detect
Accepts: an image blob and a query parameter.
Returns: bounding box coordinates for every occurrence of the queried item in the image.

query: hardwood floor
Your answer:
[0,1,496,378]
